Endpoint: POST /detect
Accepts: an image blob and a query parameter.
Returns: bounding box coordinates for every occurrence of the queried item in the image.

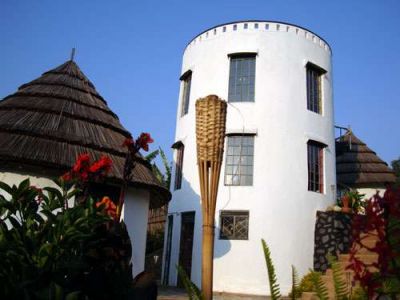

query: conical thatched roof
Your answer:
[336,131,396,188]
[0,60,170,207]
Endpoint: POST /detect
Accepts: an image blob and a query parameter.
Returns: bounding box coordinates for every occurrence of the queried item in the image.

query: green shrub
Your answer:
[0,179,133,299]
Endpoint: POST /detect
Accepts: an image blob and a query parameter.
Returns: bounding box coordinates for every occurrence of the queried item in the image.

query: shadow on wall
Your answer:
[165,176,232,286]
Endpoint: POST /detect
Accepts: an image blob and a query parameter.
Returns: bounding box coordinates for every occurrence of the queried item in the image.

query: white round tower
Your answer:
[164,20,335,296]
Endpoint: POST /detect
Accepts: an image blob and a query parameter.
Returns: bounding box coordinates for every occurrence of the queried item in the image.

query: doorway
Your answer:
[177,211,195,287]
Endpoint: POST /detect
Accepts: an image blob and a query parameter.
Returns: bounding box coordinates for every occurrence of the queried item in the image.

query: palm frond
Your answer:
[310,270,329,300]
[176,265,203,300]
[261,239,281,300]
[327,255,348,299]
[145,149,159,162]
[159,147,172,189]
[291,265,299,300]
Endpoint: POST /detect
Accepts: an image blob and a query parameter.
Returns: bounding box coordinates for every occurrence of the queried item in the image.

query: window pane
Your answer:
[220,211,249,240]
[228,56,256,102]
[181,73,192,116]
[224,135,254,186]
[307,141,324,193]
[306,65,323,114]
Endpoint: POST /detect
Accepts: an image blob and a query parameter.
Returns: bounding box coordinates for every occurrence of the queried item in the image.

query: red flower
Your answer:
[61,172,72,181]
[136,133,154,151]
[89,156,112,174]
[72,153,90,173]
[96,196,117,220]
[122,138,135,148]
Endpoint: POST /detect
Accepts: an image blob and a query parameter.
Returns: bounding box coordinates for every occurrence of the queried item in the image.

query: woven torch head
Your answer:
[195,95,227,163]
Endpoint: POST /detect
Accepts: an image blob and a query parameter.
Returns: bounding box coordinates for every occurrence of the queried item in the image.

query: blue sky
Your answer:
[1,0,399,165]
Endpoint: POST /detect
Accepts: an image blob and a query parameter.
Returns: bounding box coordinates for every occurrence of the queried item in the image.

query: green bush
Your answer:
[0,179,133,299]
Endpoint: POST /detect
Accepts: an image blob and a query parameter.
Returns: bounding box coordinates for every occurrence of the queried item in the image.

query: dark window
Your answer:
[307,141,324,193]
[220,211,249,240]
[228,54,256,102]
[224,135,254,186]
[306,62,326,114]
[174,143,184,190]
[180,71,192,116]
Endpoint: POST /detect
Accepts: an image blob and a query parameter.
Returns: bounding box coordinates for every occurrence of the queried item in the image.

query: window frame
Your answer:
[180,70,192,117]
[307,140,326,193]
[173,142,184,190]
[306,62,326,114]
[228,53,256,103]
[224,134,255,186]
[219,210,249,240]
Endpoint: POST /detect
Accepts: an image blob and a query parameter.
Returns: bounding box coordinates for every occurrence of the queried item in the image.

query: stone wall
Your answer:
[314,211,352,272]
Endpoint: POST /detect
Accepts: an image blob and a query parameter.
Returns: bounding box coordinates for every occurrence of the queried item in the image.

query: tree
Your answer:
[391,157,400,187]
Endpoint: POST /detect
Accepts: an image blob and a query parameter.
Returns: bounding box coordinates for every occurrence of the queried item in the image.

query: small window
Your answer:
[254,23,259,29]
[244,23,248,29]
[223,26,226,32]
[228,54,256,102]
[224,135,254,186]
[233,24,237,31]
[306,62,326,114]
[174,143,184,190]
[180,71,192,116]
[265,24,269,30]
[307,140,325,193]
[220,211,249,240]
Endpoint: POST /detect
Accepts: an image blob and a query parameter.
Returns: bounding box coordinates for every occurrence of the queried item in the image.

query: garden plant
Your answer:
[0,133,154,299]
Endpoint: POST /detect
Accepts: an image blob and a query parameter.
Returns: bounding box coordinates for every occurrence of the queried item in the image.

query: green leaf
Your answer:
[327,254,348,300]
[66,291,81,300]
[145,149,159,162]
[291,265,299,300]
[176,264,203,300]
[261,239,281,300]
[0,181,13,195]
[310,270,329,300]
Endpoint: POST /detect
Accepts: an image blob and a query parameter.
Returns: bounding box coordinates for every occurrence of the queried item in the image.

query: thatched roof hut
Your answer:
[0,60,170,208]
[336,131,396,189]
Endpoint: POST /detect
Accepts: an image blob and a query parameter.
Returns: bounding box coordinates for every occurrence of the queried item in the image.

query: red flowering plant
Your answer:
[117,133,154,218]
[62,154,112,183]
[347,186,400,298]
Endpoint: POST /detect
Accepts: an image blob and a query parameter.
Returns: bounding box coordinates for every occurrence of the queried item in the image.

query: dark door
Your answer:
[177,211,195,287]
[163,215,173,285]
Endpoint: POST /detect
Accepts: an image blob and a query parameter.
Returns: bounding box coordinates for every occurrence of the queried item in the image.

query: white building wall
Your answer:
[123,188,150,278]
[167,21,336,295]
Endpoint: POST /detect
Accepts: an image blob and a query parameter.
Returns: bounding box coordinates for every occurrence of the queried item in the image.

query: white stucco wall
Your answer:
[0,171,60,190]
[165,21,336,295]
[123,188,150,278]
[357,187,385,200]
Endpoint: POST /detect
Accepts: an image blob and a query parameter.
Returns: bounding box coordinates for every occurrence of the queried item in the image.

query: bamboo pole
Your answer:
[195,95,227,300]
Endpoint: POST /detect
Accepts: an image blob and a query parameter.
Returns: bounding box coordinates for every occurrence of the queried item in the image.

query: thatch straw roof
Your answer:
[0,60,170,208]
[336,131,396,188]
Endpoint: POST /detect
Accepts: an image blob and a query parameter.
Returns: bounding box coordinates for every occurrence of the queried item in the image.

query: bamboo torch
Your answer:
[195,95,227,300]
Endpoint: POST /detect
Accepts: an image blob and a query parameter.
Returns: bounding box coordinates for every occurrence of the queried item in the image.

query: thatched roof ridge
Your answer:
[0,60,170,207]
[336,131,395,188]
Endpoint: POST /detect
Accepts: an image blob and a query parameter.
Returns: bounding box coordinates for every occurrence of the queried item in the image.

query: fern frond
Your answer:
[327,255,348,299]
[310,270,329,300]
[291,265,299,300]
[261,239,281,300]
[176,265,203,300]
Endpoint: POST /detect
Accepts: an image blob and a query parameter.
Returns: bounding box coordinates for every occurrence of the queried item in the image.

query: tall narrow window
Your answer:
[220,211,249,240]
[174,142,184,190]
[307,140,325,193]
[306,62,326,114]
[224,135,254,186]
[228,54,256,102]
[180,71,192,116]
